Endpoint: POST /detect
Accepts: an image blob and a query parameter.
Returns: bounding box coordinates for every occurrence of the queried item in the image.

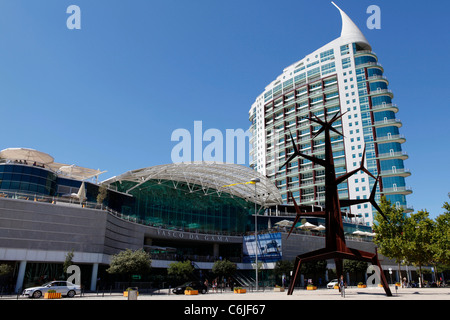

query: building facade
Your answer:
[1,148,402,293]
[249,3,412,225]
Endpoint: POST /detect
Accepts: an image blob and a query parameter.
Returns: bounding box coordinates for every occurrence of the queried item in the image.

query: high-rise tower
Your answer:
[249,2,412,225]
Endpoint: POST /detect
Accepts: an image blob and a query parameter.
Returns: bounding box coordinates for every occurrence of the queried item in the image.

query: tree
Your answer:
[373,196,408,278]
[403,210,434,286]
[430,203,450,280]
[63,250,74,273]
[106,249,152,278]
[212,259,236,278]
[0,264,13,276]
[374,199,450,286]
[97,184,108,205]
[300,260,327,285]
[433,203,450,266]
[343,260,368,284]
[167,260,194,282]
[273,260,294,282]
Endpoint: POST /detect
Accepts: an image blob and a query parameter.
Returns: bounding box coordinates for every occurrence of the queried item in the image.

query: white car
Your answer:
[327,279,339,289]
[23,281,81,298]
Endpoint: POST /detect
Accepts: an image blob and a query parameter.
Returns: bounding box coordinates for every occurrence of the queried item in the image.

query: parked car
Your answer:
[23,281,81,298]
[327,279,339,289]
[172,281,208,294]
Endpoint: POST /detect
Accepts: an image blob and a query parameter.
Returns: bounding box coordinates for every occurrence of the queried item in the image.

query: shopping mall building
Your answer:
[0,148,402,293]
[0,1,418,295]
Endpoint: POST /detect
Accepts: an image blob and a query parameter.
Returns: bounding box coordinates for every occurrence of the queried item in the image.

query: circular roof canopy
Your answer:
[0,148,54,164]
[103,162,282,206]
[0,147,105,181]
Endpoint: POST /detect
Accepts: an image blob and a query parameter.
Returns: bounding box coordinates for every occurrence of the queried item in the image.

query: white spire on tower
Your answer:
[331,1,371,49]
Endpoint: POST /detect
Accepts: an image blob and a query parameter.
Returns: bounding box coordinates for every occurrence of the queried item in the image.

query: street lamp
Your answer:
[251,178,260,291]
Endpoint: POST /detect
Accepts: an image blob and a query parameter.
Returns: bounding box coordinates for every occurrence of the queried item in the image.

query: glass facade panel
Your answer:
[110,179,254,235]
[0,164,57,195]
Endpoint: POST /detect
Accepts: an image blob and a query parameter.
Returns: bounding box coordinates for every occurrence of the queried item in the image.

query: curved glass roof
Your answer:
[103,162,282,206]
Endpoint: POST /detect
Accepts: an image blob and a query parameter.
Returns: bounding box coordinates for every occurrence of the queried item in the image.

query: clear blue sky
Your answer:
[0,0,448,218]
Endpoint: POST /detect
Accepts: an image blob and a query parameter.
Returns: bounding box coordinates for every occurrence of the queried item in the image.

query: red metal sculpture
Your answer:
[280,112,392,296]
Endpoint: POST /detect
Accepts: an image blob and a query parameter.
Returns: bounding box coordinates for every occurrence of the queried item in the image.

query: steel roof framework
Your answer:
[103,162,282,207]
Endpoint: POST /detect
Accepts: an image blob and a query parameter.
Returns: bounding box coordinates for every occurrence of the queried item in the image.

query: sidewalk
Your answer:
[69,286,450,300]
[4,286,448,301]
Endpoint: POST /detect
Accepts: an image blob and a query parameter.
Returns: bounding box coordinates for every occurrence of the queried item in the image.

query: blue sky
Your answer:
[0,0,448,218]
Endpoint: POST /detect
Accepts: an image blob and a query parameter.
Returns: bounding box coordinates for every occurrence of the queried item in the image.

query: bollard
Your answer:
[128,289,138,300]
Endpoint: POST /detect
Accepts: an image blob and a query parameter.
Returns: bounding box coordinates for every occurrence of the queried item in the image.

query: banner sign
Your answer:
[243,232,282,263]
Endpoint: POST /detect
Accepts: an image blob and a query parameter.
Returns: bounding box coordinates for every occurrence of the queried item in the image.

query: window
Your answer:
[340,44,350,55]
[320,49,334,62]
[273,84,282,94]
[355,55,377,67]
[294,72,306,83]
[307,67,320,77]
[283,78,293,89]
[321,62,336,75]
[294,65,305,73]
[307,60,319,68]
[342,57,351,69]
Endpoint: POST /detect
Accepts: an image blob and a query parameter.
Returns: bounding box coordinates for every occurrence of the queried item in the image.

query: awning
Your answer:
[298,222,317,230]
[0,148,54,164]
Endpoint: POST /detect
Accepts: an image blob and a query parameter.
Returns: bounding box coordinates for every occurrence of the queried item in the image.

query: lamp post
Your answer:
[251,178,260,291]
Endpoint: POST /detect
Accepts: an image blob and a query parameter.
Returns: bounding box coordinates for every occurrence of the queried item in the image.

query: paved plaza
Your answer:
[87,287,450,300]
[5,286,448,301]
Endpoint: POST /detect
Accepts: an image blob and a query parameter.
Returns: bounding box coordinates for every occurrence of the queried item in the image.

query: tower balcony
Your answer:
[374,134,406,144]
[354,50,377,58]
[366,75,389,84]
[381,186,413,195]
[379,168,411,178]
[371,103,398,113]
[375,151,409,161]
[372,118,402,128]
[357,61,384,72]
[368,88,394,99]
[399,205,414,213]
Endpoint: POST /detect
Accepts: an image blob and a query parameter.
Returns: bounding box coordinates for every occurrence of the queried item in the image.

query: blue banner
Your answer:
[243,232,282,263]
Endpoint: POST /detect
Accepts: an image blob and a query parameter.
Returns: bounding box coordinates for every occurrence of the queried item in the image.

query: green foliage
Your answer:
[300,260,327,276]
[0,264,13,276]
[212,259,237,277]
[106,249,152,276]
[432,203,450,267]
[402,209,434,274]
[373,196,407,264]
[167,260,194,282]
[273,260,294,279]
[374,198,450,272]
[343,260,368,273]
[63,250,74,273]
[97,184,108,204]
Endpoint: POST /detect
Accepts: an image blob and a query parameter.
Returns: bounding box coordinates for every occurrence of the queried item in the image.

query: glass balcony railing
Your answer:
[372,118,402,128]
[374,134,406,144]
[375,151,408,160]
[381,186,413,195]
[379,168,411,177]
